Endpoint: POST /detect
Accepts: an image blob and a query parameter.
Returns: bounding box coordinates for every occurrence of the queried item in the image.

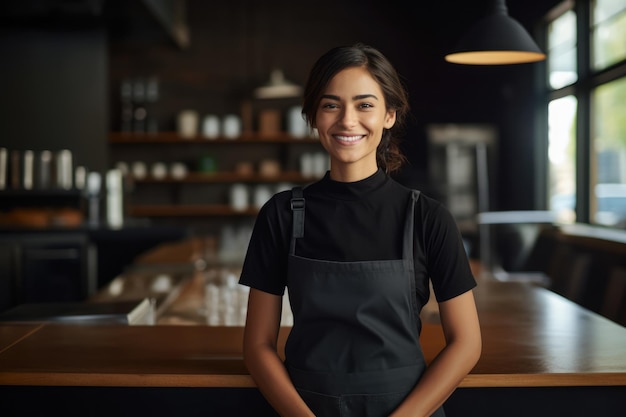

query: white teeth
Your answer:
[335,135,363,142]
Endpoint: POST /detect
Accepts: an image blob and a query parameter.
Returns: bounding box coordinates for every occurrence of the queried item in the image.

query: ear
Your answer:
[384,110,396,129]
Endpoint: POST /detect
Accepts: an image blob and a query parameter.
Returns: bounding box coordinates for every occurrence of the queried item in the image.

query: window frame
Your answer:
[540,0,626,226]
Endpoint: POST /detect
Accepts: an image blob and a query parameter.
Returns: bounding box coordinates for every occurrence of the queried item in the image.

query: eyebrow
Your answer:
[321,94,379,101]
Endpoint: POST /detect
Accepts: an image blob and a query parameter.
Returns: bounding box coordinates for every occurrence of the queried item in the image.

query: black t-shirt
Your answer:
[239,169,476,307]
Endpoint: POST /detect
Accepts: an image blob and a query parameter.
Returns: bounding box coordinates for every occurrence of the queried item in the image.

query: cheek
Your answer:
[315,113,333,131]
[364,113,387,130]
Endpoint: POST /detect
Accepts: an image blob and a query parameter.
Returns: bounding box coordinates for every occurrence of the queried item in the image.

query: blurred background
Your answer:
[1,0,625,324]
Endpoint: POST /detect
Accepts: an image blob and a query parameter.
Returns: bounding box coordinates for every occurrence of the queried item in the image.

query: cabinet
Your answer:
[427,124,497,234]
[0,232,95,313]
[108,132,326,236]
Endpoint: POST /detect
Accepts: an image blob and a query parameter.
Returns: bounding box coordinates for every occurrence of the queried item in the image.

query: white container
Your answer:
[202,114,220,139]
[177,110,199,139]
[170,162,188,179]
[106,168,124,229]
[22,150,34,190]
[300,153,314,178]
[287,106,308,138]
[253,185,272,210]
[151,162,167,180]
[86,171,101,225]
[131,161,147,179]
[74,166,87,190]
[229,183,248,212]
[56,149,73,190]
[222,114,241,139]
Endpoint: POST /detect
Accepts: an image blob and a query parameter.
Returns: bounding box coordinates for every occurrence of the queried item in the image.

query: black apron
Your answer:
[285,187,445,417]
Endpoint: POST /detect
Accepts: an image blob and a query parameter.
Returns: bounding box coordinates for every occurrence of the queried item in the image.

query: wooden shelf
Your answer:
[129,204,259,217]
[109,131,319,144]
[133,171,319,184]
[111,132,324,224]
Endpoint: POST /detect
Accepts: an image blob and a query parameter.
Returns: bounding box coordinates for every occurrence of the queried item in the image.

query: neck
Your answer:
[329,163,379,183]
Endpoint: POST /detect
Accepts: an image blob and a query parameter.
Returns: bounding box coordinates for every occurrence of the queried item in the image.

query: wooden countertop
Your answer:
[1,281,625,388]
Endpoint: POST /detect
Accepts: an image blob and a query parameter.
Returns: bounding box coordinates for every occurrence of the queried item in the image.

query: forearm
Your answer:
[391,291,482,417]
[390,338,481,417]
[245,345,314,417]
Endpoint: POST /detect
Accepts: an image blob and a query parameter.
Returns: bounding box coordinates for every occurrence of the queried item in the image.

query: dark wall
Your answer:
[0,24,108,173]
[0,0,561,210]
[108,0,559,210]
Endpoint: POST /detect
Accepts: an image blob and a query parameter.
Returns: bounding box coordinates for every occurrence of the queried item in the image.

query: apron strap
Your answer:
[290,186,305,255]
[403,190,421,261]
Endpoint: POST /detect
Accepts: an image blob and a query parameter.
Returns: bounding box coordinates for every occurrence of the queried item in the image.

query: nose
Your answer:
[339,106,358,128]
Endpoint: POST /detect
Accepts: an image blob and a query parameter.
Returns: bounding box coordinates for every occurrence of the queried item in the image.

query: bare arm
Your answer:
[390,290,482,417]
[242,288,314,417]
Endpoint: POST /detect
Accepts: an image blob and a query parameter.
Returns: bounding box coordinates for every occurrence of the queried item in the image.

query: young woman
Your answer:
[240,44,481,417]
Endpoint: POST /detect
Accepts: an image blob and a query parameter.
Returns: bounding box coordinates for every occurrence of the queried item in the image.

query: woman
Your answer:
[240,43,481,417]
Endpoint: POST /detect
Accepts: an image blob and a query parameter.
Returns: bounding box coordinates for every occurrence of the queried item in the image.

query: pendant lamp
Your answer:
[253,69,303,99]
[445,0,546,65]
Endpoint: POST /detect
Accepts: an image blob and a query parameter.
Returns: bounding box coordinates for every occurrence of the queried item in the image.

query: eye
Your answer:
[321,102,339,110]
[358,102,374,109]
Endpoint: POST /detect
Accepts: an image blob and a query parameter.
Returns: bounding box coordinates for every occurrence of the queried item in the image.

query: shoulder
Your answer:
[416,191,448,217]
[259,189,293,215]
[411,191,461,245]
[386,178,449,217]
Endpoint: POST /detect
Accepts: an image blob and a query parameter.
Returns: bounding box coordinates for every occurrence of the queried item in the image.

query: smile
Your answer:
[333,135,365,143]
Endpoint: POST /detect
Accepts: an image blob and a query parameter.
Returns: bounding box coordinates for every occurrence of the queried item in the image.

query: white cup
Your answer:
[56,149,73,190]
[170,162,188,179]
[300,153,314,178]
[151,162,167,180]
[253,186,272,209]
[202,114,220,139]
[131,161,147,179]
[287,106,308,138]
[222,114,241,139]
[229,183,248,212]
[106,169,124,229]
[178,110,199,139]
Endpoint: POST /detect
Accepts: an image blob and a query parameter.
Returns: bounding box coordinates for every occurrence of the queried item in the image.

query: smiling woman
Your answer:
[301,43,410,178]
[239,44,481,417]
[313,66,397,182]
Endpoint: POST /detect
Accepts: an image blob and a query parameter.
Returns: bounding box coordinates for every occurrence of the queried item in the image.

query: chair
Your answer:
[477,210,557,285]
[601,266,626,326]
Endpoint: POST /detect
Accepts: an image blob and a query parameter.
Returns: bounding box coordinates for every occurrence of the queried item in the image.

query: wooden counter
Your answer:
[1,281,625,389]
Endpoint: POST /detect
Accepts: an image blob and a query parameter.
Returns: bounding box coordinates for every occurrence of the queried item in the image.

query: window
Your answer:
[591,77,626,226]
[591,0,626,70]
[548,9,578,89]
[548,96,577,223]
[545,0,626,228]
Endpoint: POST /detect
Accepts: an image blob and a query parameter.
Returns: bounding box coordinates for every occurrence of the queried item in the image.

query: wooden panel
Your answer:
[0,323,43,354]
[1,281,626,388]
[0,325,262,387]
[468,281,626,386]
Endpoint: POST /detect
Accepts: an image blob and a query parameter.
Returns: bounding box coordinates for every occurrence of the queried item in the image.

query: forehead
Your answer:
[323,66,383,97]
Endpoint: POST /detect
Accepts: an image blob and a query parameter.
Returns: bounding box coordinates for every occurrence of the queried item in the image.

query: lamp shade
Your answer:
[445,0,546,65]
[254,69,302,99]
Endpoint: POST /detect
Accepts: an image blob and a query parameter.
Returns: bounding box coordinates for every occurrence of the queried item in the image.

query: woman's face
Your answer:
[315,66,396,180]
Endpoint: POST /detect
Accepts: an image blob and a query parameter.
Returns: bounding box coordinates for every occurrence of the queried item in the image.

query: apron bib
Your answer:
[285,187,445,417]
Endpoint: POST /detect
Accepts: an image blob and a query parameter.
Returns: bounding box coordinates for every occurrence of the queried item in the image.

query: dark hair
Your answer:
[302,43,409,173]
